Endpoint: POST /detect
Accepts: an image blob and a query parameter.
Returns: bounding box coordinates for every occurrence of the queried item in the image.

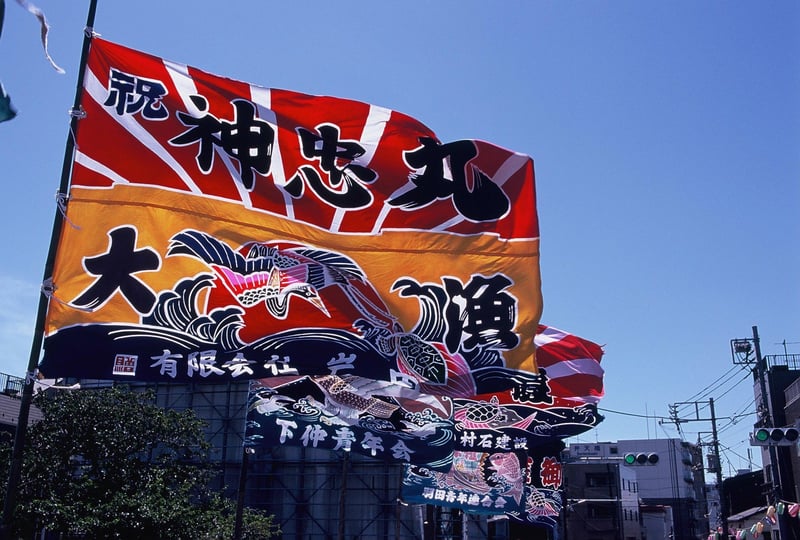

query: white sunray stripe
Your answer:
[430,215,465,232]
[162,60,202,114]
[491,151,530,187]
[250,85,294,221]
[74,151,130,184]
[359,104,391,164]
[331,104,392,233]
[371,203,393,235]
[535,326,569,346]
[542,358,605,379]
[84,66,201,193]
[219,151,255,207]
[329,209,345,233]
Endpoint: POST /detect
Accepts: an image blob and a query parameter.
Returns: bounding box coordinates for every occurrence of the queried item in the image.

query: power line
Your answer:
[598,406,750,423]
[677,365,750,415]
[681,366,737,402]
[717,403,756,435]
[714,370,755,402]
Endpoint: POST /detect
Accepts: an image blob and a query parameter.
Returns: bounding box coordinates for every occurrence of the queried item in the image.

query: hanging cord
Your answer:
[66,25,98,145]
[84,25,99,39]
[68,107,86,120]
[41,277,92,312]
[55,191,80,229]
[24,368,38,385]
[68,106,86,148]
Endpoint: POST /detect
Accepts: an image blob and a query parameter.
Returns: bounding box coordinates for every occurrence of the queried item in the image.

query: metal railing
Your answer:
[0,373,24,397]
[765,353,800,371]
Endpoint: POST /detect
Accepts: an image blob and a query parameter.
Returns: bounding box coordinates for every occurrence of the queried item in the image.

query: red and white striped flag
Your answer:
[535,324,605,405]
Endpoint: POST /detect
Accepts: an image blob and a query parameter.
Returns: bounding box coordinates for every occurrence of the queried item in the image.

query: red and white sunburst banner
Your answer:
[40,37,542,388]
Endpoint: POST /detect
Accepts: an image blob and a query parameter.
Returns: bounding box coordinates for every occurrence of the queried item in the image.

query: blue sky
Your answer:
[0,1,797,479]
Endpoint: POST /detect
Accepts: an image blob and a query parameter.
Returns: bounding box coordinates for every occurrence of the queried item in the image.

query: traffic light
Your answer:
[751,427,800,446]
[623,452,659,465]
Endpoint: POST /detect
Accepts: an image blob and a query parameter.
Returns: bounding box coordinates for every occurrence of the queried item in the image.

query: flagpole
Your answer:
[1,0,98,535]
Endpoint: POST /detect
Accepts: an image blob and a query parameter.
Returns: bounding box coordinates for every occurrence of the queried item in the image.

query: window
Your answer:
[585,472,611,487]
[587,504,614,519]
[610,446,619,455]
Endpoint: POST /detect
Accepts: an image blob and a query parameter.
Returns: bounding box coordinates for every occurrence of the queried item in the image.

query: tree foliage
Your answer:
[0,386,279,539]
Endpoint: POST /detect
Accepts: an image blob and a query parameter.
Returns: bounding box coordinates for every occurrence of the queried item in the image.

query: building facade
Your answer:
[561,460,641,540]
[750,352,800,539]
[564,439,708,540]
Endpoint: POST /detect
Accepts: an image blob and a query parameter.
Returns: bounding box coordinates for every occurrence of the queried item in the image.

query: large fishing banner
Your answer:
[400,440,565,520]
[39,38,541,387]
[245,376,456,471]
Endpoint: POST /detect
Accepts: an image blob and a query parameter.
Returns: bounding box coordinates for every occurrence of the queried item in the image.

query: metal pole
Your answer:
[753,326,789,540]
[709,398,728,538]
[233,447,252,540]
[337,450,349,540]
[395,469,404,540]
[0,1,98,537]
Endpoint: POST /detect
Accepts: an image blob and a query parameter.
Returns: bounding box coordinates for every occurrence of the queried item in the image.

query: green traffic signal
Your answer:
[752,427,799,445]
[755,428,771,443]
[623,452,659,465]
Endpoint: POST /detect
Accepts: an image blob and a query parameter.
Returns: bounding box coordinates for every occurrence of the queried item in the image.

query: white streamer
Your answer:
[16,0,65,74]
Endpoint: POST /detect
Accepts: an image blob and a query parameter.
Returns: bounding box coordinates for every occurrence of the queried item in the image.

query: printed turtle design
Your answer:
[396,333,447,385]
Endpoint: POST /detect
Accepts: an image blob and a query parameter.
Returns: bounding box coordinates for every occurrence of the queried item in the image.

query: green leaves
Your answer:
[0,386,278,539]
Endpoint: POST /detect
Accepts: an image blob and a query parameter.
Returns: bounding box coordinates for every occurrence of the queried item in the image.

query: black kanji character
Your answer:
[103,68,168,120]
[442,274,519,353]
[388,137,510,222]
[169,96,274,190]
[71,226,160,313]
[219,100,273,189]
[284,124,376,209]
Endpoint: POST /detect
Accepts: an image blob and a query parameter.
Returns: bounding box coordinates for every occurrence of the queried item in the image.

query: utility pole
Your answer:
[667,399,727,537]
[709,399,726,536]
[732,326,790,539]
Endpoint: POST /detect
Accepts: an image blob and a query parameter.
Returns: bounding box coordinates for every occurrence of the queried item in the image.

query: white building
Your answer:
[566,438,708,540]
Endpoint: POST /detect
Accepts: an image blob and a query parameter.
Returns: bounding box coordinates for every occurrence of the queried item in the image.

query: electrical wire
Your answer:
[717,401,756,435]
[596,407,671,420]
[598,407,750,423]
[676,365,751,416]
[596,361,763,481]
[714,370,755,402]
[717,410,757,435]
[680,365,745,405]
